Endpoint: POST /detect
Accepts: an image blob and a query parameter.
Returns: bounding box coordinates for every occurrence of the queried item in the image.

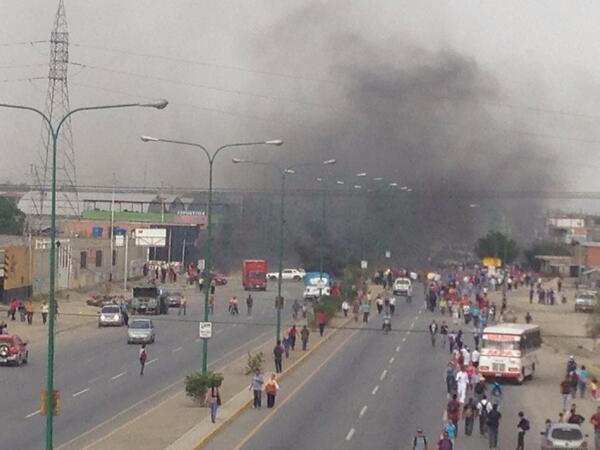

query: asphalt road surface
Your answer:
[227,288,530,450]
[0,277,303,450]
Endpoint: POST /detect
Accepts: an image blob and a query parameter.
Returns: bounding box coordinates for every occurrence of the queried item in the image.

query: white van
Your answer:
[392,278,412,297]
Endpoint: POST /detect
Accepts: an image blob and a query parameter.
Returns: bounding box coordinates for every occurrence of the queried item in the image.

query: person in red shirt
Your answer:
[318,311,327,336]
[590,406,600,450]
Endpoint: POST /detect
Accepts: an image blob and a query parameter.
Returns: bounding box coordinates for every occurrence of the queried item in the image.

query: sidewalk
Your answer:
[487,282,600,434]
[83,312,353,450]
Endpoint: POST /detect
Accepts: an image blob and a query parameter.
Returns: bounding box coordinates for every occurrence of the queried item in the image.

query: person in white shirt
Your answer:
[461,347,471,366]
[471,347,480,367]
[341,300,349,317]
[455,368,469,404]
[389,296,396,315]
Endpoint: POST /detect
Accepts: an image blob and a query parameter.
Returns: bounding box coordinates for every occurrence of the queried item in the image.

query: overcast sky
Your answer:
[1,0,600,198]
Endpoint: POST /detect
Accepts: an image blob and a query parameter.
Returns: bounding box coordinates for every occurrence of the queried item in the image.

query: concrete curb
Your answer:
[173,315,353,450]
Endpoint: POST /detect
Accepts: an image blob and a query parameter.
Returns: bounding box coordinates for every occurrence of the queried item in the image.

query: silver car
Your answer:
[127,319,155,344]
[98,305,124,327]
[541,423,588,449]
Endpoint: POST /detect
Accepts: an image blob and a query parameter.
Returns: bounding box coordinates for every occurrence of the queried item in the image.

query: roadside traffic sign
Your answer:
[385,250,391,259]
[197,259,206,271]
[198,321,212,339]
[361,260,368,269]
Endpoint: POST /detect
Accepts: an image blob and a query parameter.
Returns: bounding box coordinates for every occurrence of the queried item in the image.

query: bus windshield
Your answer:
[482,338,519,351]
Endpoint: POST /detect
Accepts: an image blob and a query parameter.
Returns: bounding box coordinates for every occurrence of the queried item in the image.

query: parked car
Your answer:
[0,334,29,366]
[165,292,184,308]
[541,423,588,449]
[267,268,305,281]
[127,319,155,344]
[393,277,413,296]
[98,305,124,327]
[574,290,598,312]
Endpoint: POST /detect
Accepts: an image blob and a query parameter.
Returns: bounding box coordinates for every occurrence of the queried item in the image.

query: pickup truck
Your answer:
[267,268,305,281]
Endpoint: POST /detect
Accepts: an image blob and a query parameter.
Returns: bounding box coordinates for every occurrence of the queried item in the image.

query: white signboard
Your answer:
[385,251,391,259]
[197,259,206,271]
[198,322,212,339]
[114,235,124,247]
[134,228,166,247]
[361,260,368,269]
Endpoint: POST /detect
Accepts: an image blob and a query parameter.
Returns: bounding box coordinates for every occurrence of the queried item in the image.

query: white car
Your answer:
[267,268,305,281]
[541,423,588,449]
[98,305,124,327]
[574,290,597,312]
[393,278,413,297]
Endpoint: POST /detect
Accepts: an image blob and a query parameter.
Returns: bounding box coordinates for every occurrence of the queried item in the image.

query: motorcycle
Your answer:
[382,317,392,334]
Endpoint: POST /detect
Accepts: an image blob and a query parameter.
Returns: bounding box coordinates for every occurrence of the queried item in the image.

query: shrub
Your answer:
[185,371,224,403]
[245,351,264,375]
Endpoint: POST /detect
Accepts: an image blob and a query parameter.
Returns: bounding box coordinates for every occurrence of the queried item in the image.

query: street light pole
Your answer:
[0,98,167,450]
[141,137,283,372]
[232,158,334,341]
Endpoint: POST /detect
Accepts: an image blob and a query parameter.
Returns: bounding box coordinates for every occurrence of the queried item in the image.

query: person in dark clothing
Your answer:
[487,403,502,449]
[246,294,253,316]
[273,340,284,373]
[516,411,529,450]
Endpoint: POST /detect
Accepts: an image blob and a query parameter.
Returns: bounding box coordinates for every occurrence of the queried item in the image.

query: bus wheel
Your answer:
[516,370,525,385]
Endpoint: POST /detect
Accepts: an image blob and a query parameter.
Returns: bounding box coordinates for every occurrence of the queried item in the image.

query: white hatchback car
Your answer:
[541,423,588,449]
[98,304,124,327]
[392,278,412,297]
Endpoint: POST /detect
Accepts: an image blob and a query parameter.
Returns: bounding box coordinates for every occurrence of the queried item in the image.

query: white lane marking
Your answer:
[111,371,127,380]
[88,377,99,384]
[402,337,407,342]
[395,346,400,352]
[25,410,40,418]
[372,385,379,395]
[146,358,158,365]
[345,428,355,441]
[359,405,368,418]
[172,346,183,353]
[380,369,387,381]
[73,388,90,397]
[409,321,415,329]
[389,357,394,363]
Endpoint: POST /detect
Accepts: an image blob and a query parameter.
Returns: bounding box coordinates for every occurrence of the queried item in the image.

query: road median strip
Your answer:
[175,314,354,450]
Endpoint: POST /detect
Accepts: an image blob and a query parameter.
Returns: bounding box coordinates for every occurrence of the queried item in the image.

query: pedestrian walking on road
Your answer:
[437,431,453,450]
[249,368,264,409]
[8,298,17,321]
[561,374,573,411]
[18,301,26,322]
[352,299,360,322]
[389,295,396,315]
[282,335,291,358]
[246,294,253,316]
[120,301,129,326]
[41,301,48,325]
[516,411,529,450]
[362,301,370,323]
[444,421,456,446]
[178,296,187,316]
[208,294,215,315]
[300,325,310,351]
[25,301,34,325]
[376,295,383,314]
[273,340,284,373]
[139,344,148,375]
[341,300,349,317]
[577,365,588,398]
[486,403,501,449]
[446,394,461,434]
[265,374,279,408]
[456,367,469,404]
[206,386,220,423]
[288,325,297,350]
[411,428,429,450]
[463,398,476,436]
[292,299,301,320]
[317,310,327,337]
[590,406,600,450]
[477,395,491,436]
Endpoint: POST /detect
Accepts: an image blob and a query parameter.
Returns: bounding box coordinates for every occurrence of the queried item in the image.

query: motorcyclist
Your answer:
[382,311,392,333]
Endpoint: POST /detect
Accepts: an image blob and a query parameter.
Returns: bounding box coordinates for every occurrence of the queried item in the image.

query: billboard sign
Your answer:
[134,228,166,247]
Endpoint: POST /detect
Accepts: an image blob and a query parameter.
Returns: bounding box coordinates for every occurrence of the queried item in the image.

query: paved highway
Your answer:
[218,288,529,450]
[0,278,303,450]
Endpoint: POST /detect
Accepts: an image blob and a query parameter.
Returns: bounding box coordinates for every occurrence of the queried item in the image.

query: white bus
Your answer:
[478,323,541,384]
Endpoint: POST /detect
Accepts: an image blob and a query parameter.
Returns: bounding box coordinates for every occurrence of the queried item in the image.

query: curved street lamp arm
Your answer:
[0,103,52,130]
[56,103,143,136]
[148,138,211,162]
[213,141,275,163]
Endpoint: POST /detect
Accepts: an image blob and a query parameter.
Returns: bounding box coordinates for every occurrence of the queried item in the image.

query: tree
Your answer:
[523,240,571,270]
[0,198,25,235]
[474,230,519,265]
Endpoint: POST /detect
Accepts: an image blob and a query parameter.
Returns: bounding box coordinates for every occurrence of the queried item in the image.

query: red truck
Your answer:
[242,260,268,291]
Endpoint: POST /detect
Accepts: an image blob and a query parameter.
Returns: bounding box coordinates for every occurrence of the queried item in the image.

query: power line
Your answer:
[0,40,49,47]
[70,42,335,85]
